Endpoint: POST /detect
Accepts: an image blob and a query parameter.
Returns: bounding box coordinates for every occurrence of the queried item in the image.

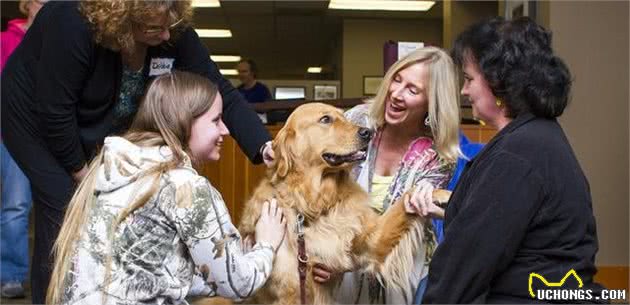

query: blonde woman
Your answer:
[1,1,273,302]
[46,71,286,305]
[314,47,462,304]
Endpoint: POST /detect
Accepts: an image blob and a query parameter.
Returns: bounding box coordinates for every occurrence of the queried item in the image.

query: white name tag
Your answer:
[149,58,175,76]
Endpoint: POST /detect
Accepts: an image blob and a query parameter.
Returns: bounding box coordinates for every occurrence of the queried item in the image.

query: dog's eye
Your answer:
[319,115,332,124]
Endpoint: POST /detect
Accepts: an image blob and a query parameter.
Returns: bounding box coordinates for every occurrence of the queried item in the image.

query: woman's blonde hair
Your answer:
[79,0,193,53]
[368,46,461,163]
[46,71,219,305]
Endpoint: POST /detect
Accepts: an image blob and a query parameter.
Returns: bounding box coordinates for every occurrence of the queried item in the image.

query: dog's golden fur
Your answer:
[238,103,449,305]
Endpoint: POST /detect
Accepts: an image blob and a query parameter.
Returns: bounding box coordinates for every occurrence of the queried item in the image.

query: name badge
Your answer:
[149,58,175,76]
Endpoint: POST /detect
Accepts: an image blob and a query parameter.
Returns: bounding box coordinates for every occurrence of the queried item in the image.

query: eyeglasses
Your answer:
[141,18,184,35]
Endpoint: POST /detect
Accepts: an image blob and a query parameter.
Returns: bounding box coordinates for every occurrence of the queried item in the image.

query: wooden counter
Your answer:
[461,123,498,143]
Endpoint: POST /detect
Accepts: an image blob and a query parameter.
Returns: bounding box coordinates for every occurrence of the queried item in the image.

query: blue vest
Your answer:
[432,133,484,243]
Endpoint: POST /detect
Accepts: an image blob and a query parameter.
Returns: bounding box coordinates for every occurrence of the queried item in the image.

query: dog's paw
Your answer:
[432,189,451,206]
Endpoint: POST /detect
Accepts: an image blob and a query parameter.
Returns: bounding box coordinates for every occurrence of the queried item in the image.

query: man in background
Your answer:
[236,59,272,103]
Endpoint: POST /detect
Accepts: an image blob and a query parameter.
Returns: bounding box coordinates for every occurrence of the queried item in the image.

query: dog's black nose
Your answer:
[358,127,373,142]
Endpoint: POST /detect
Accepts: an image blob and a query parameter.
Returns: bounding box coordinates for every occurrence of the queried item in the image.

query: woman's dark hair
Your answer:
[452,17,572,119]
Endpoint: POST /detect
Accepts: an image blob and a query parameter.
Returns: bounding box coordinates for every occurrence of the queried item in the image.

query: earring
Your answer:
[496,99,503,108]
[424,115,431,127]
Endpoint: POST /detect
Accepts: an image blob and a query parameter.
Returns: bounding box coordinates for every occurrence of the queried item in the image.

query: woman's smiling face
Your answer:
[384,62,430,127]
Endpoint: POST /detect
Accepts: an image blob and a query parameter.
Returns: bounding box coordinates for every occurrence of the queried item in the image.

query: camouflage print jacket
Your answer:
[62,136,274,305]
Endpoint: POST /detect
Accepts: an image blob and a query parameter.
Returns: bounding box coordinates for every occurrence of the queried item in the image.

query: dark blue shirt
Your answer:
[237,82,272,103]
[424,113,604,303]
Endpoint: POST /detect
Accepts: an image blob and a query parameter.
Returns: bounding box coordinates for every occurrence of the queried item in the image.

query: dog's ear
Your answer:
[272,127,296,179]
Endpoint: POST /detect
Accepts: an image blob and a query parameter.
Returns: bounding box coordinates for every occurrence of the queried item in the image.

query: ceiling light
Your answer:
[220,69,238,75]
[211,55,241,62]
[307,67,322,73]
[328,0,435,11]
[192,0,220,8]
[195,29,232,38]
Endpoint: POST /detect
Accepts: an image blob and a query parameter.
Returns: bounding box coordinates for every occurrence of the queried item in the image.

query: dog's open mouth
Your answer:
[322,146,368,166]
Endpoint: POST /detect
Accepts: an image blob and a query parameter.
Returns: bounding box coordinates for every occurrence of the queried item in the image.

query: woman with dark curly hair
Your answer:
[1,1,272,303]
[422,17,605,303]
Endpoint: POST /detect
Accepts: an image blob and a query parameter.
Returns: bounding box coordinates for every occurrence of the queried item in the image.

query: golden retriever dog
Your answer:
[237,103,449,305]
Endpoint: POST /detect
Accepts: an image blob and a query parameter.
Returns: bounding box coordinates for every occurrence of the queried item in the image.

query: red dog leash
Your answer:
[296,213,309,305]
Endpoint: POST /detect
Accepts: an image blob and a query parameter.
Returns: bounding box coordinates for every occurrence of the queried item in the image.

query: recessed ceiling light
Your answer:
[192,0,220,8]
[195,29,232,38]
[307,67,323,73]
[329,0,435,12]
[220,69,238,75]
[211,55,242,62]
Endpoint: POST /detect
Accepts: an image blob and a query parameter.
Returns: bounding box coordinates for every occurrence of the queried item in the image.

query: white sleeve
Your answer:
[168,177,274,301]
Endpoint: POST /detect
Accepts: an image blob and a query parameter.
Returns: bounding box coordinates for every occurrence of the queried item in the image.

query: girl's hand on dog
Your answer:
[405,180,445,219]
[255,199,287,251]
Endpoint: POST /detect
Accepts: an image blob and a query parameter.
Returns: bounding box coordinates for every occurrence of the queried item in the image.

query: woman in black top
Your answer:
[1,1,271,302]
[422,17,604,303]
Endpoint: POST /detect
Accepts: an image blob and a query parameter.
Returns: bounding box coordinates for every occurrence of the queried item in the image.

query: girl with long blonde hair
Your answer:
[46,71,286,305]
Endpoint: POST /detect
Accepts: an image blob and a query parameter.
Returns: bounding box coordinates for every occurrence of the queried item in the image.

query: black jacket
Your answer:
[1,1,270,173]
[423,113,604,303]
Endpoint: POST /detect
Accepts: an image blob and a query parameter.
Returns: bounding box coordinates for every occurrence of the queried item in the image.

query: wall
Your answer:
[549,1,629,269]
[536,1,550,28]
[443,1,498,49]
[341,18,442,98]
[500,0,549,28]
